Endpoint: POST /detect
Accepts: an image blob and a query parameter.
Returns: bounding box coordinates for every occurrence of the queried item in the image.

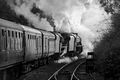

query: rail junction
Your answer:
[48,58,96,80]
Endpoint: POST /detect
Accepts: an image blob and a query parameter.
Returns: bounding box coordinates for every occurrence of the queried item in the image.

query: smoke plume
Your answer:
[6,0,53,31]
[6,0,110,57]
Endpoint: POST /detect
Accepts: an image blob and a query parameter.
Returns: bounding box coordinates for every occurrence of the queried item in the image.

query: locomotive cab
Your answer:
[60,33,70,57]
[74,33,83,55]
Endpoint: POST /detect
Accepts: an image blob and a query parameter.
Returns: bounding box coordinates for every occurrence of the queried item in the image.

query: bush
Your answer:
[94,13,120,80]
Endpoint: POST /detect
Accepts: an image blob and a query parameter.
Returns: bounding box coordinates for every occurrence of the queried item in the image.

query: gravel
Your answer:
[17,57,104,80]
[17,61,65,80]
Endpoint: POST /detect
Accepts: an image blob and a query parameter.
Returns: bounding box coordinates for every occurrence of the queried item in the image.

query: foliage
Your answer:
[94,2,120,78]
[94,30,120,79]
[99,0,120,14]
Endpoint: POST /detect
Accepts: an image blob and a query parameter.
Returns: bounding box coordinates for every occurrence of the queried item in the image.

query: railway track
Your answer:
[48,58,86,80]
[70,60,86,80]
[72,60,96,80]
[16,58,53,80]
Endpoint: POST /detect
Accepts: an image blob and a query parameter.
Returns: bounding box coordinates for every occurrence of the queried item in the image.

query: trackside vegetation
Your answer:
[94,0,120,79]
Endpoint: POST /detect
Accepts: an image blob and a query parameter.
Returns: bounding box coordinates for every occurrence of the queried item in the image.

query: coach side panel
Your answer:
[24,32,38,61]
[0,27,24,68]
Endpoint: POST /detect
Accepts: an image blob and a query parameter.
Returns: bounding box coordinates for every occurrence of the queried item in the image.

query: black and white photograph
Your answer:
[0,0,119,80]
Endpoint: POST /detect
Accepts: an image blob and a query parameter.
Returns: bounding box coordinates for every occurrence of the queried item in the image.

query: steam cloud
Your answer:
[6,0,110,57]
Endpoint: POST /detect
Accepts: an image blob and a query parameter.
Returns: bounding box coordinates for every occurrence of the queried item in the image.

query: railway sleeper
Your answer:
[59,71,72,75]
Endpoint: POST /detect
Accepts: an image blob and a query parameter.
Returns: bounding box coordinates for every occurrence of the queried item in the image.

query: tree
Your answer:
[94,0,120,80]
[99,0,120,14]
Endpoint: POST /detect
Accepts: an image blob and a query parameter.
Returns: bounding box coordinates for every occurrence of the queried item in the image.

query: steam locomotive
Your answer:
[0,18,82,80]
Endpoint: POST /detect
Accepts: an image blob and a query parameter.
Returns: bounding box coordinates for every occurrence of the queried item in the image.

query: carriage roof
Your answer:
[0,18,23,30]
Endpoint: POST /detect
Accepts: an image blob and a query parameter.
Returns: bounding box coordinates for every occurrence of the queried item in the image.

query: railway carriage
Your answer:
[0,18,83,80]
[0,19,24,69]
[21,25,42,61]
[20,25,43,73]
[39,30,56,63]
[0,19,24,80]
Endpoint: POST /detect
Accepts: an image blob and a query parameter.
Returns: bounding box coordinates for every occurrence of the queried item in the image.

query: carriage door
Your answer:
[36,35,40,58]
[1,28,7,61]
[45,37,48,57]
[38,36,42,58]
[36,35,38,57]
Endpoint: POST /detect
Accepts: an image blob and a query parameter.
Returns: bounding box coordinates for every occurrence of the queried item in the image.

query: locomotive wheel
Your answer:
[34,60,39,68]
[39,59,43,66]
[44,58,47,65]
[48,57,52,63]
[22,63,32,74]
[0,70,6,80]
[46,57,49,64]
[22,64,27,74]
[40,58,44,65]
[6,65,21,80]
[27,63,32,72]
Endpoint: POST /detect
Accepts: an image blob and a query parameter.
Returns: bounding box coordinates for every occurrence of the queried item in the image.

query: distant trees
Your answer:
[94,0,120,80]
[99,0,120,14]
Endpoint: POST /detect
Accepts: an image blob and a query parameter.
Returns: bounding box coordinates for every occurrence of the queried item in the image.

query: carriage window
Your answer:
[31,35,32,39]
[12,31,14,37]
[8,30,10,37]
[15,32,17,38]
[32,35,33,39]
[39,37,41,47]
[19,32,20,38]
[28,34,29,39]
[30,35,31,39]
[32,35,34,39]
[33,35,34,39]
[2,29,5,36]
[21,33,23,38]
[21,33,22,37]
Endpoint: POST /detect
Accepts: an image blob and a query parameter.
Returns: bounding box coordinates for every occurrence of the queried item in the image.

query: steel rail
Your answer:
[48,62,70,80]
[72,61,97,80]
[70,61,86,80]
[88,71,97,80]
[48,58,85,80]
